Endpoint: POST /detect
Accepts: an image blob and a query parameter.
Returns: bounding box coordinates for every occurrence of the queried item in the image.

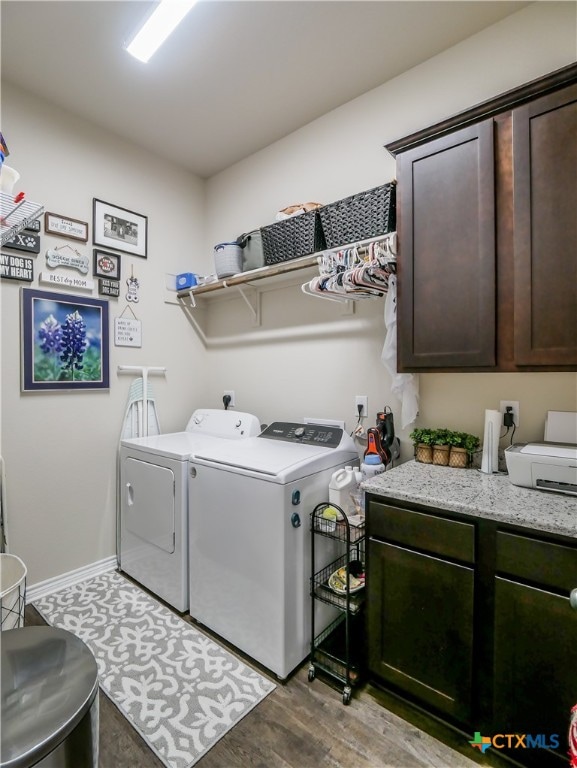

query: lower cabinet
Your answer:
[367,497,577,768]
[492,532,577,767]
[368,539,474,723]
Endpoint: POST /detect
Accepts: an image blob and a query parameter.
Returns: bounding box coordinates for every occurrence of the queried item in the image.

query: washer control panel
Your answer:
[259,422,343,447]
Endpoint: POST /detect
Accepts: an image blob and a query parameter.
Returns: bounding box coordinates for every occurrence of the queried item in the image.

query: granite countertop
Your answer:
[362,460,577,539]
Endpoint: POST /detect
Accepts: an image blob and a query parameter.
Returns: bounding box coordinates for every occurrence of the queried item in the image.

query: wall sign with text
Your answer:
[0,252,34,281]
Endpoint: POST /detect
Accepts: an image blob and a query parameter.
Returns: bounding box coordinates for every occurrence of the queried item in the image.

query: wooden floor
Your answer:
[25,604,501,768]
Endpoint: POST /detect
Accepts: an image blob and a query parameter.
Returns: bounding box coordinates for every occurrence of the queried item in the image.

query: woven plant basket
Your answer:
[432,445,450,466]
[449,447,469,468]
[415,444,433,464]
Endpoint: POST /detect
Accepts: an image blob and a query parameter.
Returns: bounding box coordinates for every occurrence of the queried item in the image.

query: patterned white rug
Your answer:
[34,570,275,768]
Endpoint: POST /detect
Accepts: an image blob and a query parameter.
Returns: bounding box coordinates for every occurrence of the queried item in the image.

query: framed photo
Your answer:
[93,199,147,258]
[21,288,109,391]
[93,249,121,280]
[44,212,89,242]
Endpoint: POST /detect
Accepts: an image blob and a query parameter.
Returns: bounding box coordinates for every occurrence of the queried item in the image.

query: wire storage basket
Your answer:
[1,553,27,630]
[318,182,396,249]
[261,209,325,265]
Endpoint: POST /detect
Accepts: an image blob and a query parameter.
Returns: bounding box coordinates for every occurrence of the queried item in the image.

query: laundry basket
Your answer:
[1,553,27,630]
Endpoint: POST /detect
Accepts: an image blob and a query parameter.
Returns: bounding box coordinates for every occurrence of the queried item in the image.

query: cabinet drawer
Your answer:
[496,531,577,593]
[368,501,475,564]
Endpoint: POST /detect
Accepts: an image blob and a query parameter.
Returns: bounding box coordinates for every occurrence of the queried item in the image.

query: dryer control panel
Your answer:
[259,422,343,447]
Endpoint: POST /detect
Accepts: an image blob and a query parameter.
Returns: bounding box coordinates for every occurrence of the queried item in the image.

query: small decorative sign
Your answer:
[45,212,89,242]
[24,220,41,233]
[99,279,120,297]
[40,271,94,291]
[93,249,120,280]
[3,230,40,254]
[46,247,90,274]
[114,304,142,347]
[0,252,33,281]
[126,266,140,303]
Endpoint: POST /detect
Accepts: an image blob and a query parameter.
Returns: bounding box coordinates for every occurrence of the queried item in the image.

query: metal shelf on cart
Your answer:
[311,551,366,615]
[310,613,364,687]
[312,517,365,543]
[0,191,44,246]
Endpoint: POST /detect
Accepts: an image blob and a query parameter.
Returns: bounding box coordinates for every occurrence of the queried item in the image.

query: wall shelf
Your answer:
[176,254,319,342]
[176,234,394,345]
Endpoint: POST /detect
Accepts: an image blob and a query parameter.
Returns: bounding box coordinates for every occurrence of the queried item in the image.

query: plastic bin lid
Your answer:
[0,626,98,768]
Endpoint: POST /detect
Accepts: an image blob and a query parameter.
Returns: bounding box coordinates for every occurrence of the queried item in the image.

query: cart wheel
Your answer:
[342,686,352,705]
[308,665,315,682]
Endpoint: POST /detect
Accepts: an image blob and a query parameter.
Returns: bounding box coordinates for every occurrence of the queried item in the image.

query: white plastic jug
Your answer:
[328,466,360,514]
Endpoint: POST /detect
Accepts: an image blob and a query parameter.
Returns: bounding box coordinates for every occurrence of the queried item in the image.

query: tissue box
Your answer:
[176,273,198,289]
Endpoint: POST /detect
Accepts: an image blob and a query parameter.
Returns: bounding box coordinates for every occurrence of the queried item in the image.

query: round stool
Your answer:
[1,626,99,767]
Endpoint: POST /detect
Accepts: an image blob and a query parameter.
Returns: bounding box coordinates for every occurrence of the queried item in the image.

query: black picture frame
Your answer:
[21,287,110,391]
[93,198,147,258]
[93,249,121,280]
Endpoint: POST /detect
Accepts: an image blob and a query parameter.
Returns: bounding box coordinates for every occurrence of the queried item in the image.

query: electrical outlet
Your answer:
[223,390,235,407]
[500,400,520,427]
[355,395,368,418]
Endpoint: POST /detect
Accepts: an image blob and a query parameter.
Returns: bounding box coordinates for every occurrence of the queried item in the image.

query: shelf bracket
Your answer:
[177,293,208,346]
[235,285,261,326]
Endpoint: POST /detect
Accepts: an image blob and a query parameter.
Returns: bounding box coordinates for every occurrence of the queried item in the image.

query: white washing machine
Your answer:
[119,409,260,612]
[188,422,358,679]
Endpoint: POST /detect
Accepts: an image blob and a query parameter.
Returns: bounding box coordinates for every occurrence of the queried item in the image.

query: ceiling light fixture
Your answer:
[126,0,198,63]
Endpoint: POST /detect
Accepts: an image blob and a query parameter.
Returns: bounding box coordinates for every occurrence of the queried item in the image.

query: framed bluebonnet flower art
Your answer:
[21,288,110,391]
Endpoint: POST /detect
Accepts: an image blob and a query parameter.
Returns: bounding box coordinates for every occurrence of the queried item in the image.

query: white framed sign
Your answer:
[114,316,142,347]
[44,212,89,242]
[40,272,94,291]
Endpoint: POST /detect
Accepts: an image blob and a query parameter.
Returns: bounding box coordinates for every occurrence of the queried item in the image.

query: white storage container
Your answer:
[214,242,243,278]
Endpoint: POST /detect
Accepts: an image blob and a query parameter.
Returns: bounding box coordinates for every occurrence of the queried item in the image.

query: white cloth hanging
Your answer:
[381,275,419,429]
[120,378,161,439]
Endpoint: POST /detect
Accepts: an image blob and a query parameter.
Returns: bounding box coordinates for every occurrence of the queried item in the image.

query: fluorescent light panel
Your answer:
[126,0,198,63]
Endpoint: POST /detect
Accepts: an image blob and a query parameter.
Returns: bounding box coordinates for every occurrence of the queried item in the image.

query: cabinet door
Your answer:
[513,83,577,366]
[397,121,496,370]
[367,538,474,723]
[493,577,577,767]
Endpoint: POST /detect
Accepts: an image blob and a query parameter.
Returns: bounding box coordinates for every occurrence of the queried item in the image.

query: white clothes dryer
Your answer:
[119,409,260,612]
[188,422,358,679]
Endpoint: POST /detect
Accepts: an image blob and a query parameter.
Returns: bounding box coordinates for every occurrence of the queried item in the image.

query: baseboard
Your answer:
[26,555,118,603]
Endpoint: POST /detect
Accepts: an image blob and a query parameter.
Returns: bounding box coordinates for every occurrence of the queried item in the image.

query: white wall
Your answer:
[2,1,576,588]
[0,84,206,585]
[203,1,577,446]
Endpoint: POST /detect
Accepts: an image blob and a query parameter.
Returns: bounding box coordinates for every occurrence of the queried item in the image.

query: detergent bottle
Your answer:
[328,466,360,515]
[361,430,386,481]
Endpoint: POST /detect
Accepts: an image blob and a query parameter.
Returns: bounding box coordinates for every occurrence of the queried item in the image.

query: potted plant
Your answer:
[447,431,480,468]
[409,428,434,464]
[463,432,480,465]
[431,428,451,466]
[447,431,468,468]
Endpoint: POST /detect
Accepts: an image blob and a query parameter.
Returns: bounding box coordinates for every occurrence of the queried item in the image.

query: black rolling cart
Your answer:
[308,502,366,704]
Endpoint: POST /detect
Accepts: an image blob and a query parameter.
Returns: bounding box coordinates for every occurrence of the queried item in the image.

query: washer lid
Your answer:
[1,626,98,768]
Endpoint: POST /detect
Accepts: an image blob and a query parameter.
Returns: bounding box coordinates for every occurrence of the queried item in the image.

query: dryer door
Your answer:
[123,458,175,553]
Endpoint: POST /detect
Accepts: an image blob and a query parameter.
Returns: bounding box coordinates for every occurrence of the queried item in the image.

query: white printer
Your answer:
[505,411,577,496]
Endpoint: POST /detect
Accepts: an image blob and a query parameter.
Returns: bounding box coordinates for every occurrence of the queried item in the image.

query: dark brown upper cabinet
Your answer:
[387,64,577,372]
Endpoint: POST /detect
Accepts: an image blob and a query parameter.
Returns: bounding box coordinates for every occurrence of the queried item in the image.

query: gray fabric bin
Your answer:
[236,230,265,272]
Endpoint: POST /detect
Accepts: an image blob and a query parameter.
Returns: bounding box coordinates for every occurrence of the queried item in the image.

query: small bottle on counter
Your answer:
[361,454,385,481]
